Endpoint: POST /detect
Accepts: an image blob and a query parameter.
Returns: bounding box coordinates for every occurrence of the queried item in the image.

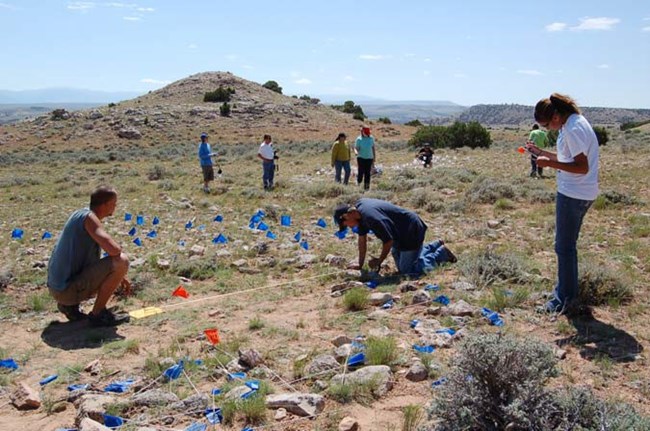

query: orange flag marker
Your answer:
[204,328,220,345]
[517,146,526,154]
[172,285,190,299]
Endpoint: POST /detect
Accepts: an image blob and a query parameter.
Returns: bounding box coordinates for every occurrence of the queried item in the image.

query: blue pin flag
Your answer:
[163,361,184,381]
[136,215,144,225]
[249,214,262,225]
[0,358,19,370]
[425,283,440,291]
[211,388,222,396]
[103,414,124,428]
[198,224,206,231]
[11,228,23,239]
[205,407,223,424]
[212,233,228,244]
[179,240,186,246]
[185,220,193,230]
[381,299,394,309]
[152,216,160,225]
[67,383,89,391]
[242,427,254,431]
[433,295,450,306]
[227,372,246,381]
[347,352,365,367]
[293,231,301,242]
[300,240,309,250]
[334,229,347,239]
[245,380,260,391]
[133,237,142,247]
[39,374,58,386]
[351,225,360,234]
[413,344,435,354]
[365,280,378,289]
[256,221,268,231]
[104,379,135,393]
[481,307,504,327]
[410,319,420,329]
[124,213,132,221]
[266,231,277,239]
[432,377,448,387]
[146,230,157,238]
[316,218,327,228]
[185,423,207,431]
[41,231,52,239]
[436,328,456,336]
[214,215,223,222]
[128,227,137,236]
[280,215,291,226]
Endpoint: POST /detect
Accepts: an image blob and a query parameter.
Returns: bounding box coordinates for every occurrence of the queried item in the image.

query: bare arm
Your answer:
[537,152,589,174]
[84,213,122,256]
[358,234,368,268]
[369,239,393,270]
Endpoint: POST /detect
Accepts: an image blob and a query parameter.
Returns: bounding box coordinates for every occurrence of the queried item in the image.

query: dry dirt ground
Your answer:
[0,126,649,430]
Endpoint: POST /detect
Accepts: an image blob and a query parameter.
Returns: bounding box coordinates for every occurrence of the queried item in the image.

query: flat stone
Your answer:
[306,354,340,376]
[369,292,392,306]
[74,394,116,425]
[331,334,352,347]
[239,348,263,368]
[266,393,325,417]
[331,365,393,397]
[10,382,40,410]
[405,362,428,382]
[412,290,431,305]
[275,407,287,420]
[79,418,112,431]
[339,416,360,431]
[132,389,179,407]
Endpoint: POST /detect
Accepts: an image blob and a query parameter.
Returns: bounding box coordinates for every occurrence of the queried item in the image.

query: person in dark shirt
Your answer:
[333,198,456,275]
[416,143,434,168]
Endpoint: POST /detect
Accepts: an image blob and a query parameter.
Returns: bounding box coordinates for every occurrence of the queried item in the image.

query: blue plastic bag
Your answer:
[481,307,504,326]
[280,215,291,226]
[67,383,89,391]
[381,299,394,309]
[256,221,268,231]
[184,424,207,431]
[424,283,439,291]
[163,361,184,381]
[432,295,450,306]
[103,414,123,428]
[104,379,135,393]
[211,388,222,396]
[347,352,365,366]
[0,358,18,370]
[11,228,24,239]
[205,407,223,424]
[413,344,435,354]
[266,231,277,239]
[227,372,246,381]
[365,280,378,289]
[436,328,456,336]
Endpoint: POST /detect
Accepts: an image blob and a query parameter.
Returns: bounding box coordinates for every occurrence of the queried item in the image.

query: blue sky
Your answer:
[1,0,649,108]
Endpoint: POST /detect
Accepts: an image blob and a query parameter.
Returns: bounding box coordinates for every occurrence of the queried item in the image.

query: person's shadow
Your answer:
[556,311,643,362]
[41,319,124,350]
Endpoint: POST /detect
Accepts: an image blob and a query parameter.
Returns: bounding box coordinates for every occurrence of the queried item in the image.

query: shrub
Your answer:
[262,80,282,94]
[147,164,168,181]
[593,126,609,146]
[203,85,235,103]
[465,176,515,204]
[402,404,425,431]
[408,121,491,149]
[219,102,231,117]
[298,95,320,104]
[405,119,423,127]
[332,100,366,120]
[365,336,398,366]
[428,333,558,430]
[377,117,392,124]
[483,286,529,312]
[342,287,369,311]
[248,316,265,331]
[171,258,220,280]
[578,261,633,306]
[458,249,531,289]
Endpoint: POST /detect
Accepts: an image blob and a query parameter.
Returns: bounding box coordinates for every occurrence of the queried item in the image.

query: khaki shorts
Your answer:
[49,257,114,306]
[202,165,214,182]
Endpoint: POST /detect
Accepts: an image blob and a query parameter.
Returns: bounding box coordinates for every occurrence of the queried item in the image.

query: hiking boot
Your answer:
[89,308,130,327]
[442,246,457,264]
[537,297,565,315]
[57,303,87,322]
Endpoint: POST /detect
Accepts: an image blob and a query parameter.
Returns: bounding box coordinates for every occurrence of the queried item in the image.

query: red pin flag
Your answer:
[517,147,526,154]
[204,328,220,345]
[172,285,190,299]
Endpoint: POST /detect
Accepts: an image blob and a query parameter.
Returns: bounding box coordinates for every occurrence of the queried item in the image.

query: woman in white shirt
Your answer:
[526,93,599,314]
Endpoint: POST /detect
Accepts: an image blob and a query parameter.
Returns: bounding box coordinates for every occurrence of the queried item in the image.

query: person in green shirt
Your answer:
[528,124,549,177]
[331,132,352,184]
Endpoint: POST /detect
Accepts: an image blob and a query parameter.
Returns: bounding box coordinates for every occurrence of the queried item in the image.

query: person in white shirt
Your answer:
[257,134,276,190]
[526,93,599,315]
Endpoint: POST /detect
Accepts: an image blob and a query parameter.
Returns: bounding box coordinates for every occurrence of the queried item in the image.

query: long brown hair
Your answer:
[534,93,581,124]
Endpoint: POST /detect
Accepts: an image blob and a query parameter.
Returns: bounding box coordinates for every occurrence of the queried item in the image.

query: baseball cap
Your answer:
[333,203,352,232]
[200,132,208,138]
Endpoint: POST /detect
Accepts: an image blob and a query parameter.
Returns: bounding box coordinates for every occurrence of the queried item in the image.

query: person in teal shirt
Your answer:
[354,126,376,190]
[198,132,216,193]
[528,124,549,177]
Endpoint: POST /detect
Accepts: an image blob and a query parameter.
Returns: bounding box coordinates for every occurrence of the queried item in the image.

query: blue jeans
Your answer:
[262,161,275,189]
[554,192,593,306]
[392,239,447,275]
[334,160,351,184]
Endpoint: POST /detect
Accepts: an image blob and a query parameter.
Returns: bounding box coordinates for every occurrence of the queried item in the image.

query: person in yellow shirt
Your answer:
[331,132,352,184]
[528,124,549,177]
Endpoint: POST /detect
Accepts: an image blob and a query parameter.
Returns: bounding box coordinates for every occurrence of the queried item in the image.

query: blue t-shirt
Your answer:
[356,198,427,251]
[198,142,213,167]
[355,136,375,160]
[47,209,101,291]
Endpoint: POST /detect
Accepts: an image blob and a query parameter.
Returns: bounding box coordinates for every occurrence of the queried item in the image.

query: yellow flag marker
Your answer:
[129,306,164,319]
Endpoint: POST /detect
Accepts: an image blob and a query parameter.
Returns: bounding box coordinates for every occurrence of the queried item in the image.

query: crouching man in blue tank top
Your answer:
[47,186,131,327]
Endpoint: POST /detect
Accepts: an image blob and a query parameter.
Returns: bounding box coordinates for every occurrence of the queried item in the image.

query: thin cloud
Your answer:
[123,16,140,21]
[597,64,610,69]
[546,22,567,32]
[295,78,312,85]
[67,1,96,10]
[141,78,171,85]
[343,75,355,82]
[0,2,17,9]
[359,54,385,60]
[453,73,468,79]
[188,43,198,49]
[642,26,650,32]
[517,69,543,76]
[571,17,620,31]
[136,6,154,12]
